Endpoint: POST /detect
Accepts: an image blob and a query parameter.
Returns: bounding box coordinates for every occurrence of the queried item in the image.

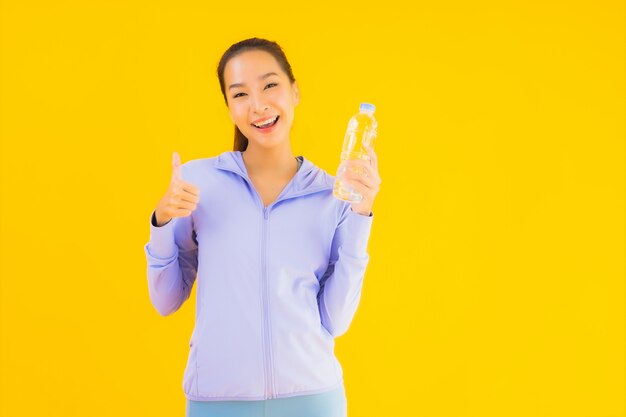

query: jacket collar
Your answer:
[215,150,333,199]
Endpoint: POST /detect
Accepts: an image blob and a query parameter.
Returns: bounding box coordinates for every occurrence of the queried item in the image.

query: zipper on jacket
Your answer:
[261,206,275,399]
[218,167,279,400]
[215,164,333,399]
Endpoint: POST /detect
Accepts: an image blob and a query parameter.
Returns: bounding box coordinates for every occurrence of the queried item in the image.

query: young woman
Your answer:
[144,37,382,417]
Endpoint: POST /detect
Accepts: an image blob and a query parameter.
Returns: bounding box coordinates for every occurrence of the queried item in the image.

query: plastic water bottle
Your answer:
[333,102,378,203]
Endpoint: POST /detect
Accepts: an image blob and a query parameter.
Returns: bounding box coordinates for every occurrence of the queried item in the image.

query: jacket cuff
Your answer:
[345,208,374,256]
[147,211,177,259]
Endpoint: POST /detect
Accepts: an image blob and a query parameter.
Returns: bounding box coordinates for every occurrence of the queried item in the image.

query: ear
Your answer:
[292,81,300,106]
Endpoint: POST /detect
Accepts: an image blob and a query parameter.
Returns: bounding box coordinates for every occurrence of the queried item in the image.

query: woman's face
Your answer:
[224,49,300,149]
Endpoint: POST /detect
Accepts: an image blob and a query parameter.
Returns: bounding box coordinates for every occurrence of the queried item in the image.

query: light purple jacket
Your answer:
[144,150,374,401]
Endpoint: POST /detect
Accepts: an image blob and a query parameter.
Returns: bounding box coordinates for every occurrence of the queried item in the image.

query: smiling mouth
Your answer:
[251,115,279,129]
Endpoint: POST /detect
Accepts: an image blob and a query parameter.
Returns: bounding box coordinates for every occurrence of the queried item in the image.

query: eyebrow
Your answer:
[228,72,279,90]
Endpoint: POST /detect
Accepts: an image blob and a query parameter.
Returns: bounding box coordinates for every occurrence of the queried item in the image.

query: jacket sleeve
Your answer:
[144,210,199,316]
[317,205,374,337]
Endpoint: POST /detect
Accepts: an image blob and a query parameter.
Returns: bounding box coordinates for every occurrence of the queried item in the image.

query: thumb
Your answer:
[171,151,182,181]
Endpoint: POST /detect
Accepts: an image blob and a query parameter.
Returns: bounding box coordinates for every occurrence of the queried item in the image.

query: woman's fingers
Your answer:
[176,190,200,204]
[172,179,200,197]
[172,198,197,211]
[172,151,182,181]
[342,177,373,200]
[341,157,374,173]
[364,143,378,173]
[156,152,201,222]
[343,169,377,190]
[340,159,381,186]
[170,152,200,194]
[339,161,365,177]
[174,179,200,196]
[170,208,193,217]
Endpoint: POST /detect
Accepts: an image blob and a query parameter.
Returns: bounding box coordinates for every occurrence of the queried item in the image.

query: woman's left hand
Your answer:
[338,143,382,216]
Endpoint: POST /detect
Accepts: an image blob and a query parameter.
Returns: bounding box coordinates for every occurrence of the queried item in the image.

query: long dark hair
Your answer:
[216,38,297,152]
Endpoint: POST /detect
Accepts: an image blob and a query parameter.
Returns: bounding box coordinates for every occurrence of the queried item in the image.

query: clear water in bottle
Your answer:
[333,102,378,202]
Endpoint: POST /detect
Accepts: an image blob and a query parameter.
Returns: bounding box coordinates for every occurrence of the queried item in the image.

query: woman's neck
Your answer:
[241,144,297,178]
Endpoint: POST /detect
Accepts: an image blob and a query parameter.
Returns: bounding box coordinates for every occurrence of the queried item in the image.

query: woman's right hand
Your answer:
[154,151,200,227]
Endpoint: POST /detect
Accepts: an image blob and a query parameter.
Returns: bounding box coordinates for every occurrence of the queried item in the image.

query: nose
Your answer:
[251,93,269,114]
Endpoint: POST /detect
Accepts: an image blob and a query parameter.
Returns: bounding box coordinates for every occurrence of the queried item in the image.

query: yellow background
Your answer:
[1,1,623,416]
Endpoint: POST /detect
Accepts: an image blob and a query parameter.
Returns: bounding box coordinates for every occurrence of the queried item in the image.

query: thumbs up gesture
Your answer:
[154,151,200,227]
[171,150,183,181]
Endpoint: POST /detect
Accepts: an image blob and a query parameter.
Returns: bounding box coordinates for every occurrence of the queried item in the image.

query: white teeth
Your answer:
[253,116,278,127]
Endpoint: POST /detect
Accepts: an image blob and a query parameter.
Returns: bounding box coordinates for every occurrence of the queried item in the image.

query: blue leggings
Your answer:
[186,385,347,417]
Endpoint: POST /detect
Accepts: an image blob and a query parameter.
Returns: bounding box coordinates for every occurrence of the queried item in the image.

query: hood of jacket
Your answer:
[214,150,334,203]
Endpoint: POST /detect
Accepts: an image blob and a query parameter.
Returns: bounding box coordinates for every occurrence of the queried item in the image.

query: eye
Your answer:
[265,82,278,89]
[233,92,246,98]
